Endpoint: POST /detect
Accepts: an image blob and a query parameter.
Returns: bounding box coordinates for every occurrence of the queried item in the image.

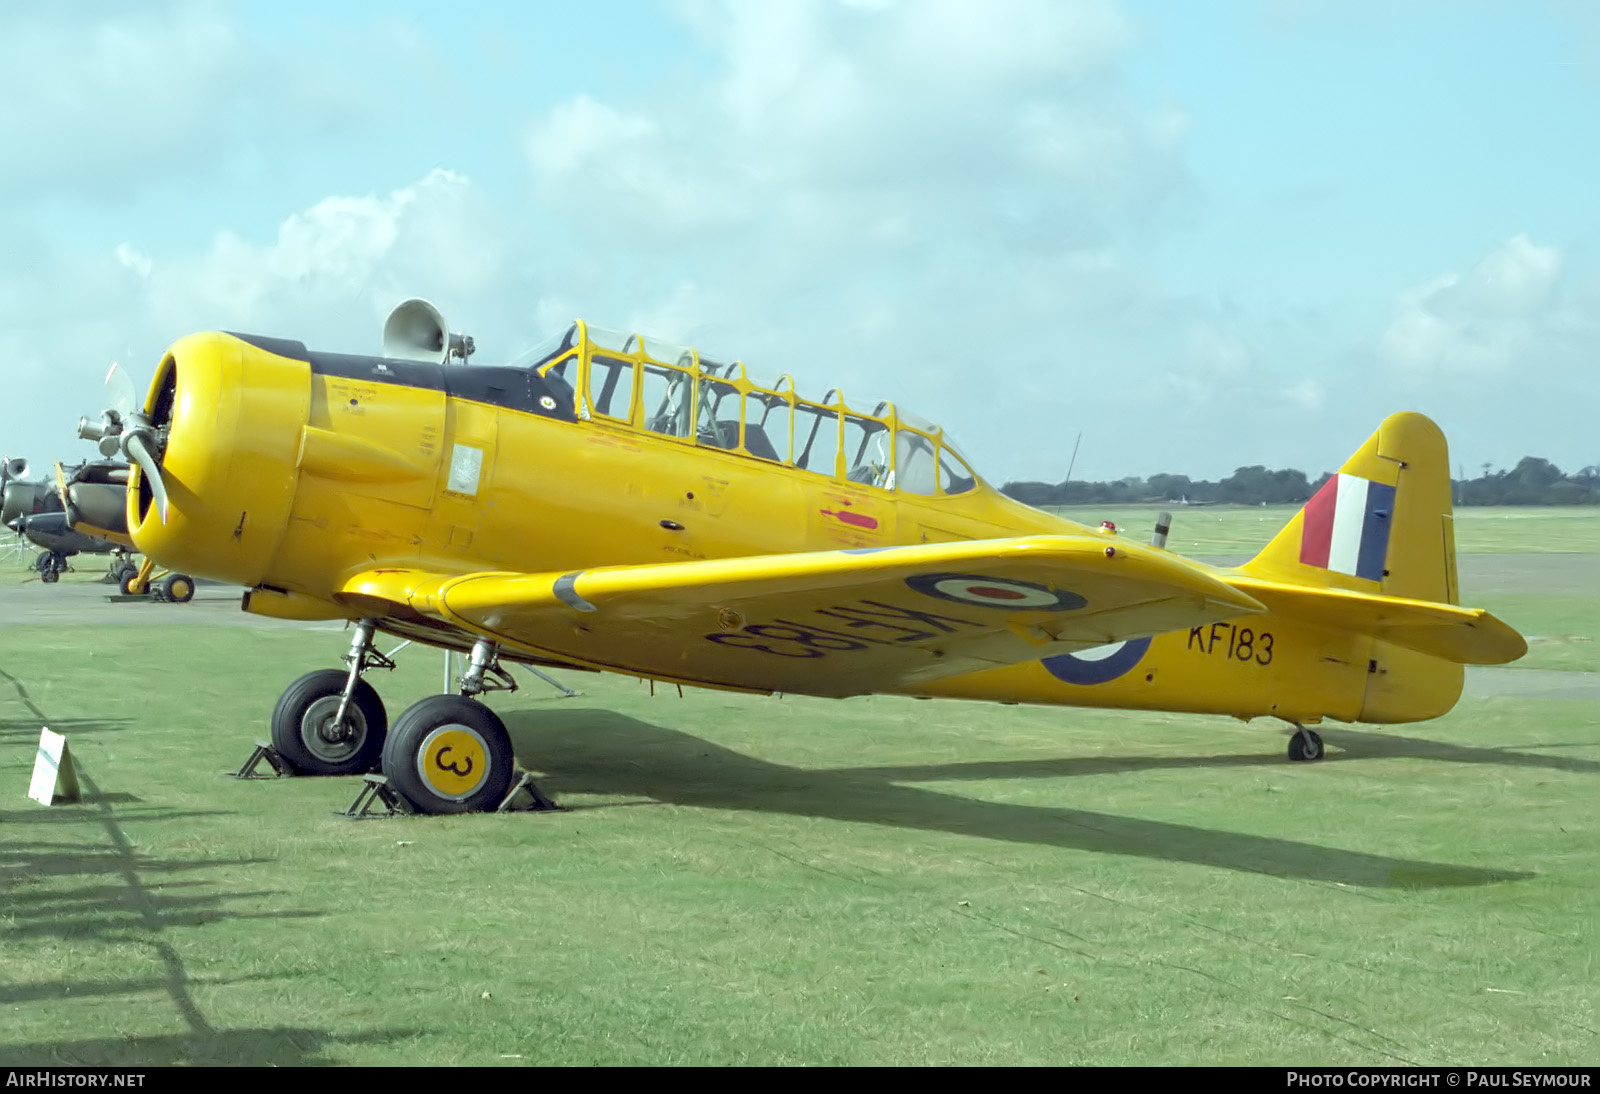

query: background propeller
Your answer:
[77,362,168,523]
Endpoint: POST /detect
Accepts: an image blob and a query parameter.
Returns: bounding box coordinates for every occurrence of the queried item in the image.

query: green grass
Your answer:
[1474,594,1600,673]
[1,621,1595,1066]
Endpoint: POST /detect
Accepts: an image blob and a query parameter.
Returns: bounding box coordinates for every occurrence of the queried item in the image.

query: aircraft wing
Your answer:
[339,536,1263,696]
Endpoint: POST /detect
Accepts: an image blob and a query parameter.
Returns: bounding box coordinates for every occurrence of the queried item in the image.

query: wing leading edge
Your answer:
[338,536,1265,696]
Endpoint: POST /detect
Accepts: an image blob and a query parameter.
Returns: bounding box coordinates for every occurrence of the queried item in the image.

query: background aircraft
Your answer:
[2,457,128,581]
[0,456,162,588]
[80,300,1525,816]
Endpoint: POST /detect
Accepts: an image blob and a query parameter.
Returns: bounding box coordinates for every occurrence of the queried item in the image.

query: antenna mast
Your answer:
[1063,431,1083,485]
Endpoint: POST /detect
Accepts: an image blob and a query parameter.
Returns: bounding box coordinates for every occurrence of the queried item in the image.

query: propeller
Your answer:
[106,361,138,419]
[76,362,168,523]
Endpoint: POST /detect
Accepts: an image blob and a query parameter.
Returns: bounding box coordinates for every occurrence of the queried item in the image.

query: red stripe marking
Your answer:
[969,586,1027,600]
[1299,477,1337,568]
[821,509,879,530]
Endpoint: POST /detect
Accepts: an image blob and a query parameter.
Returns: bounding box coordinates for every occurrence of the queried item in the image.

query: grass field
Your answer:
[0,512,1595,1066]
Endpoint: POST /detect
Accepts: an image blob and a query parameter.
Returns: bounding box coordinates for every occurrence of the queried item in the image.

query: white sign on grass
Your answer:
[29,726,80,805]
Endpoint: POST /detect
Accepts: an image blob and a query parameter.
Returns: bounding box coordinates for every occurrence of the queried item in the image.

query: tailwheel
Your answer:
[381,695,515,815]
[161,573,196,603]
[270,669,388,776]
[1287,725,1325,763]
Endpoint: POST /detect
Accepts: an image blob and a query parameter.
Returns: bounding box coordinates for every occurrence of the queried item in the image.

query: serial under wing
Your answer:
[334,535,1265,697]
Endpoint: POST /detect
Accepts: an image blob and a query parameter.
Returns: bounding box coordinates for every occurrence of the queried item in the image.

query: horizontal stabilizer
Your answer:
[1226,576,1527,665]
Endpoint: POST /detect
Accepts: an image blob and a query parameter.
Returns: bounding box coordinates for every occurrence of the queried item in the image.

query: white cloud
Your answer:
[1378,234,1573,376]
[1281,379,1324,410]
[0,170,521,465]
[0,2,412,203]
[0,4,241,198]
[128,170,509,348]
[114,243,153,280]
[517,0,1199,480]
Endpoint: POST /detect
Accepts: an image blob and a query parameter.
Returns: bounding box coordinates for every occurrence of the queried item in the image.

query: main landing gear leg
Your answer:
[1287,722,1325,763]
[268,619,392,776]
[380,638,525,815]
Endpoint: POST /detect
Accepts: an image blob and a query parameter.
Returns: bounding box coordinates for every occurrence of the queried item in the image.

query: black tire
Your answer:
[381,695,515,815]
[270,669,388,776]
[34,551,52,573]
[1287,729,1324,763]
[161,573,196,603]
[40,567,59,583]
[119,571,142,596]
[116,563,139,584]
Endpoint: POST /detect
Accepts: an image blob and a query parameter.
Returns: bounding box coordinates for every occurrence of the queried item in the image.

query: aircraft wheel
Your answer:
[1287,728,1324,763]
[34,551,52,573]
[40,567,59,584]
[270,669,388,776]
[161,573,196,603]
[381,695,515,815]
[115,563,139,584]
[119,570,141,595]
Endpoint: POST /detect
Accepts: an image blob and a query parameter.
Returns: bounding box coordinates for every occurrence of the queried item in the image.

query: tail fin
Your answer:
[1240,411,1458,604]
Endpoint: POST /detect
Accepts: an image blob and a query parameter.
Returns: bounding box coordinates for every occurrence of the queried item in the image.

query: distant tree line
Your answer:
[1001,457,1600,507]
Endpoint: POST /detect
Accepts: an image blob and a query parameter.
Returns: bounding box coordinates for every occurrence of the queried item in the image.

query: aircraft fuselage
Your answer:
[124,331,1459,728]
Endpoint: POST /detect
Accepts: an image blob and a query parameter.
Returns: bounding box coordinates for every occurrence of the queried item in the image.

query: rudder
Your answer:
[1240,412,1458,605]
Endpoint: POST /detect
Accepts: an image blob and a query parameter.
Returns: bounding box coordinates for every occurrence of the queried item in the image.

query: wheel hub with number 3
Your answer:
[417,725,491,800]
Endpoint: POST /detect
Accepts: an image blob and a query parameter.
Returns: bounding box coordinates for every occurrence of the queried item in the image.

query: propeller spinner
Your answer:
[77,362,169,523]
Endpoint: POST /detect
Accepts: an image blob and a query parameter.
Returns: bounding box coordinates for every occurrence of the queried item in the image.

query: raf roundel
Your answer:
[905,572,1086,611]
[1041,637,1152,685]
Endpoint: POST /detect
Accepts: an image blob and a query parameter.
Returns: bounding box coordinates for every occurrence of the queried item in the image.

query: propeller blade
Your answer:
[124,432,168,524]
[105,362,138,419]
[54,462,69,510]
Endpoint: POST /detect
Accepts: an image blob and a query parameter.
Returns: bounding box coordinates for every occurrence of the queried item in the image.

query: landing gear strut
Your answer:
[35,550,66,583]
[269,619,393,776]
[1287,722,1325,763]
[380,637,519,814]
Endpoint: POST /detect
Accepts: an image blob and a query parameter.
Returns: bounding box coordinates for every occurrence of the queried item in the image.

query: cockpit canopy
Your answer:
[508,321,978,496]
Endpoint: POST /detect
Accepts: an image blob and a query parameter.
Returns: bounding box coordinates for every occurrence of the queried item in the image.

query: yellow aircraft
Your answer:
[80,300,1525,814]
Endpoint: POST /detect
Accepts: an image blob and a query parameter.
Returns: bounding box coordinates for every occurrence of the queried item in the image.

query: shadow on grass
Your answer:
[832,725,1600,780]
[505,710,1532,890]
[1,839,313,942]
[0,969,288,1005]
[0,807,231,826]
[0,1026,418,1067]
[1,770,329,1058]
[0,716,135,740]
[1321,728,1600,773]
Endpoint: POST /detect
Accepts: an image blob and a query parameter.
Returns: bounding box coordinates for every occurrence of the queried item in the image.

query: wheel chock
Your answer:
[340,774,415,819]
[232,740,291,779]
[496,771,563,813]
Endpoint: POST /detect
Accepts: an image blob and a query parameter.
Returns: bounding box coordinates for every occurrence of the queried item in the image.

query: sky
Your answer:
[2,0,1595,487]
